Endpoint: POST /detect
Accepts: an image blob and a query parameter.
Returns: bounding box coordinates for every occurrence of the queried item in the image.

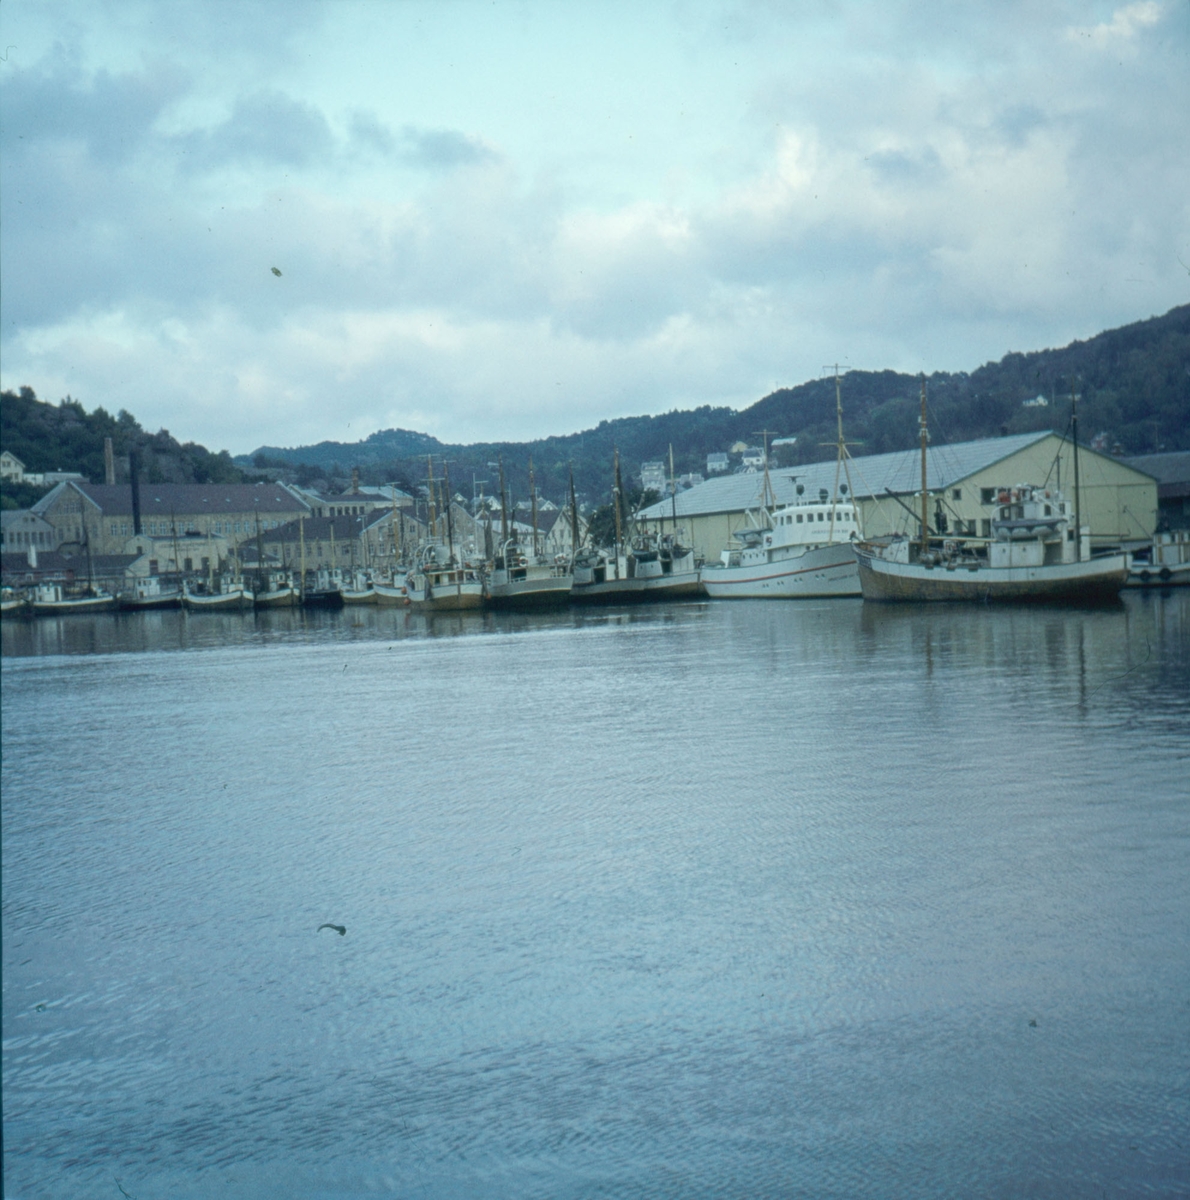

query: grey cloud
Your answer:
[0,49,187,163]
[865,146,943,183]
[400,126,500,169]
[175,91,335,170]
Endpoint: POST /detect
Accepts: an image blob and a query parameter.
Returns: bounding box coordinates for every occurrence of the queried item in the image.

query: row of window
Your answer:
[776,510,854,526]
[107,519,284,537]
[3,530,54,547]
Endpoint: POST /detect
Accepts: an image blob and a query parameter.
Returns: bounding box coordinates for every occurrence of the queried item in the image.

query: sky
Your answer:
[1,1,1187,456]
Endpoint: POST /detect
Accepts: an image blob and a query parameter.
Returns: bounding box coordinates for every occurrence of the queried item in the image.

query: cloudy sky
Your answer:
[1,1,1187,455]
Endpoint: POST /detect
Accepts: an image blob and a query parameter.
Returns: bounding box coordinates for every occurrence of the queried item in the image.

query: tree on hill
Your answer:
[1,387,242,508]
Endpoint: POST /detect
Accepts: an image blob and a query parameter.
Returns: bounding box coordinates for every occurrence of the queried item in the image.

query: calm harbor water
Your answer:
[3,594,1189,1199]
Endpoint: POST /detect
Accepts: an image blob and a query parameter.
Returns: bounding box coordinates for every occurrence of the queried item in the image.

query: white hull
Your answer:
[253,587,299,608]
[183,586,253,611]
[31,594,118,616]
[702,543,860,598]
[373,582,408,605]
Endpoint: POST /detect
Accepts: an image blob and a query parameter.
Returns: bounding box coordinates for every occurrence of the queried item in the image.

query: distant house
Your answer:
[640,462,667,493]
[1022,395,1049,408]
[1,510,59,553]
[740,447,765,470]
[706,452,729,474]
[1,451,27,482]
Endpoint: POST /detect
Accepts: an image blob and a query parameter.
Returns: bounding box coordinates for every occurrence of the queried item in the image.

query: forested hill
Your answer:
[0,388,241,508]
[245,303,1189,503]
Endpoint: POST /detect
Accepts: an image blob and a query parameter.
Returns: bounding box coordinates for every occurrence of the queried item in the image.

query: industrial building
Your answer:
[636,431,1157,566]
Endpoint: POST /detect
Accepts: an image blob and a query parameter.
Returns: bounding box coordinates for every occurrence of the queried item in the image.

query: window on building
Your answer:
[981,519,991,538]
[952,489,962,501]
[981,488,996,505]
[184,557,193,571]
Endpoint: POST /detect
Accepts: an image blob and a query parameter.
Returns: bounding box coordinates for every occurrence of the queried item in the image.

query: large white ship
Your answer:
[701,489,861,598]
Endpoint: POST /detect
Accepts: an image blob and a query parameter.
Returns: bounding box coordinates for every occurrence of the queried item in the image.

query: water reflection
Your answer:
[3,589,1187,1198]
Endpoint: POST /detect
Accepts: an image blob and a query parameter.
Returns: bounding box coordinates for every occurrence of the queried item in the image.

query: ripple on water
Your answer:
[3,595,1189,1197]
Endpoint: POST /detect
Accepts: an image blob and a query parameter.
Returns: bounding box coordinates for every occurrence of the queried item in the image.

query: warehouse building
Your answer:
[636,431,1157,565]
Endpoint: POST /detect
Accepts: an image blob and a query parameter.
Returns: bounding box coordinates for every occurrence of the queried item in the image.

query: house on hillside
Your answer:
[1,510,59,554]
[1,451,28,483]
[706,452,729,474]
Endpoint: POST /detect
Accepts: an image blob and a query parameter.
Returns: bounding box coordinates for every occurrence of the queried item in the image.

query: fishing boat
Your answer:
[253,571,300,608]
[701,382,862,599]
[702,492,862,598]
[571,532,702,603]
[183,578,253,611]
[1,588,27,618]
[28,583,118,615]
[1124,531,1190,587]
[118,575,182,610]
[340,570,378,604]
[301,568,344,609]
[482,459,574,607]
[484,540,573,607]
[372,573,409,605]
[571,449,703,604]
[854,380,1128,603]
[404,543,483,610]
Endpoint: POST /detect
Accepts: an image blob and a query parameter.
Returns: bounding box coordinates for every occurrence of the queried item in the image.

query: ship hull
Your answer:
[372,583,408,606]
[183,589,253,611]
[484,575,572,608]
[570,574,703,604]
[702,544,860,598]
[31,594,118,615]
[118,591,182,611]
[854,546,1129,603]
[406,583,484,611]
[253,587,300,608]
[340,589,378,604]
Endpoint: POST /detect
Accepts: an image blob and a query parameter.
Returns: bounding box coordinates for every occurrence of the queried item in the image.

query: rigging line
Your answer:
[1087,637,1153,701]
[1043,410,1076,489]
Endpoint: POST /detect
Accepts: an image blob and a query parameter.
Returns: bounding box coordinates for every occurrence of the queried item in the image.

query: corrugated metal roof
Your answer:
[1123,452,1189,485]
[638,431,1062,518]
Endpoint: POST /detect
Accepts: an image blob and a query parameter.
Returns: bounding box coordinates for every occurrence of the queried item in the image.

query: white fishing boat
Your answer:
[183,578,253,611]
[29,583,118,615]
[701,385,862,599]
[118,575,182,610]
[484,539,572,607]
[253,571,300,608]
[702,493,862,598]
[854,380,1128,603]
[2,588,27,618]
[372,573,409,605]
[1124,531,1190,587]
[340,570,378,604]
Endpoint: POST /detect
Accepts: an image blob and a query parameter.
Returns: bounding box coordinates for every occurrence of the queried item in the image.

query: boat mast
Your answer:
[529,455,539,560]
[171,509,182,583]
[753,430,777,527]
[568,465,580,557]
[613,448,624,571]
[669,443,677,533]
[398,487,407,566]
[919,375,929,555]
[255,510,264,594]
[299,514,306,599]
[426,456,437,542]
[443,461,456,562]
[498,455,509,549]
[1071,384,1082,562]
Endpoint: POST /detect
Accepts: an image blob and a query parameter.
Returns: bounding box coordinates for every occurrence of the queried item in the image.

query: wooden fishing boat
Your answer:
[183,579,253,611]
[118,576,182,610]
[29,584,117,615]
[854,380,1127,603]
